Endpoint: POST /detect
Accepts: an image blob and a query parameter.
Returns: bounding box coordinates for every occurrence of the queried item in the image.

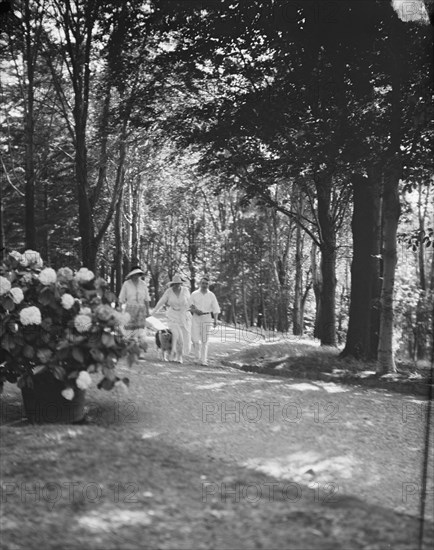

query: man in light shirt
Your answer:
[189,277,220,366]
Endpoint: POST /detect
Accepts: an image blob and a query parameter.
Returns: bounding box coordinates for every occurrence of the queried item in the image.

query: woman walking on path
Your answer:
[152,274,192,363]
[118,266,150,355]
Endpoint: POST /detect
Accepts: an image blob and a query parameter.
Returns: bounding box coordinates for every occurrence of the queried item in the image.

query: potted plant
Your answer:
[0,250,145,423]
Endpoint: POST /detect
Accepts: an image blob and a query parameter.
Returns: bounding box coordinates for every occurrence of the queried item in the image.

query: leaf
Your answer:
[1,333,15,351]
[41,332,52,344]
[7,321,18,334]
[2,297,14,311]
[33,366,47,375]
[23,345,35,359]
[72,347,85,363]
[39,287,54,306]
[90,348,105,362]
[52,365,66,381]
[67,370,79,379]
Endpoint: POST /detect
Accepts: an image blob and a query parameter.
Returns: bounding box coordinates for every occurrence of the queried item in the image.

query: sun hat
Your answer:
[125,266,145,280]
[169,274,184,286]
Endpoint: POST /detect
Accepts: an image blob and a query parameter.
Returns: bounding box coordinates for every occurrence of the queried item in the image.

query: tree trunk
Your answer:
[414,181,428,360]
[377,159,401,373]
[317,176,337,346]
[131,177,140,263]
[341,173,380,359]
[311,242,322,339]
[24,0,36,249]
[0,170,5,261]
[43,181,50,264]
[369,166,382,360]
[260,289,267,330]
[241,267,249,326]
[114,188,123,296]
[293,195,304,335]
[75,128,96,270]
[151,271,160,304]
[377,28,403,373]
[187,214,199,293]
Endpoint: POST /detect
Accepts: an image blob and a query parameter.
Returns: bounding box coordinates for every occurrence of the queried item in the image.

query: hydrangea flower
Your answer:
[38,267,57,285]
[19,306,42,326]
[10,287,24,304]
[0,276,11,296]
[20,250,43,268]
[61,293,75,310]
[75,267,94,283]
[57,267,74,281]
[61,388,75,401]
[95,304,115,322]
[76,370,92,390]
[74,314,92,333]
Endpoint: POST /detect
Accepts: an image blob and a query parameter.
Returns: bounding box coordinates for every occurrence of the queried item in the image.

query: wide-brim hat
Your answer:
[125,267,145,280]
[169,274,184,285]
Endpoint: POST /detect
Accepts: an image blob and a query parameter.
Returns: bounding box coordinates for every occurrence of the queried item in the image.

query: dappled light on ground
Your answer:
[77,508,153,531]
[244,452,357,484]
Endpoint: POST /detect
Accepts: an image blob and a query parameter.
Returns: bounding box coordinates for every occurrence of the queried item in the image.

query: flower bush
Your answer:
[0,250,144,398]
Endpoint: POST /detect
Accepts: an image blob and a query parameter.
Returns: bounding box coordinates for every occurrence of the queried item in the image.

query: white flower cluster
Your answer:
[20,250,43,269]
[10,287,24,304]
[74,313,92,333]
[0,276,11,296]
[19,306,42,326]
[74,267,94,283]
[38,267,57,285]
[76,370,92,390]
[61,293,75,310]
[61,388,75,401]
[57,267,74,281]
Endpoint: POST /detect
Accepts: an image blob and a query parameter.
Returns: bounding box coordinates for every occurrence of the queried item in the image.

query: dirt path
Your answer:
[110,332,433,521]
[1,331,433,550]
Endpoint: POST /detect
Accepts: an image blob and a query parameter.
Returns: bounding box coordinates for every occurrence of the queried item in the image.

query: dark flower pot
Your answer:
[21,372,86,424]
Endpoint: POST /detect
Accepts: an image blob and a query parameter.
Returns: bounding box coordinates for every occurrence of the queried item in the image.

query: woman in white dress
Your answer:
[118,266,150,356]
[118,266,150,328]
[152,274,192,363]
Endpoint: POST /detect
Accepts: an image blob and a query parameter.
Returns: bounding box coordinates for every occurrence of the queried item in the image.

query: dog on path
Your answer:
[155,329,172,361]
[155,326,183,363]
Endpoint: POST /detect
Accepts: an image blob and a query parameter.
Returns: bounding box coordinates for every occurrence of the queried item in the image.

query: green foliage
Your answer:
[0,250,142,395]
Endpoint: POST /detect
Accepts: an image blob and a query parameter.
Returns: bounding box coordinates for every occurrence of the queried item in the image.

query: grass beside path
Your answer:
[219,334,434,398]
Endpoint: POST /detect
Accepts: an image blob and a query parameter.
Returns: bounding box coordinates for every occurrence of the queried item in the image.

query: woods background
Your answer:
[0,0,433,373]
